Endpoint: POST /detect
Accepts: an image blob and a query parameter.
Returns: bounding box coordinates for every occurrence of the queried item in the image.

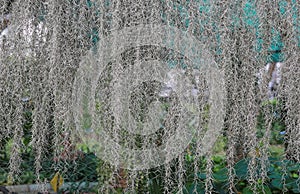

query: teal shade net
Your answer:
[164,0,297,66]
[242,0,286,63]
[292,0,300,48]
[85,0,298,63]
[268,29,285,63]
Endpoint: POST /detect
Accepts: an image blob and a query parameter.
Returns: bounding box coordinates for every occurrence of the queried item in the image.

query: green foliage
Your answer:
[183,157,300,194]
[257,99,286,145]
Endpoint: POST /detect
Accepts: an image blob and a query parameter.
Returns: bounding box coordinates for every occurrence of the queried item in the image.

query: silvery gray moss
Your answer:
[0,0,299,193]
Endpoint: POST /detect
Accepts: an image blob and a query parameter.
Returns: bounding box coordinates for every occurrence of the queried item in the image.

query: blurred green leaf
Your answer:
[213,168,228,182]
[271,179,283,190]
[242,187,254,194]
[198,173,206,180]
[234,159,249,179]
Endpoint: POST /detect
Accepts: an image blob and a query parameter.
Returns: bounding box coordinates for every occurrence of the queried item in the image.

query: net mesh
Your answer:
[0,0,299,193]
